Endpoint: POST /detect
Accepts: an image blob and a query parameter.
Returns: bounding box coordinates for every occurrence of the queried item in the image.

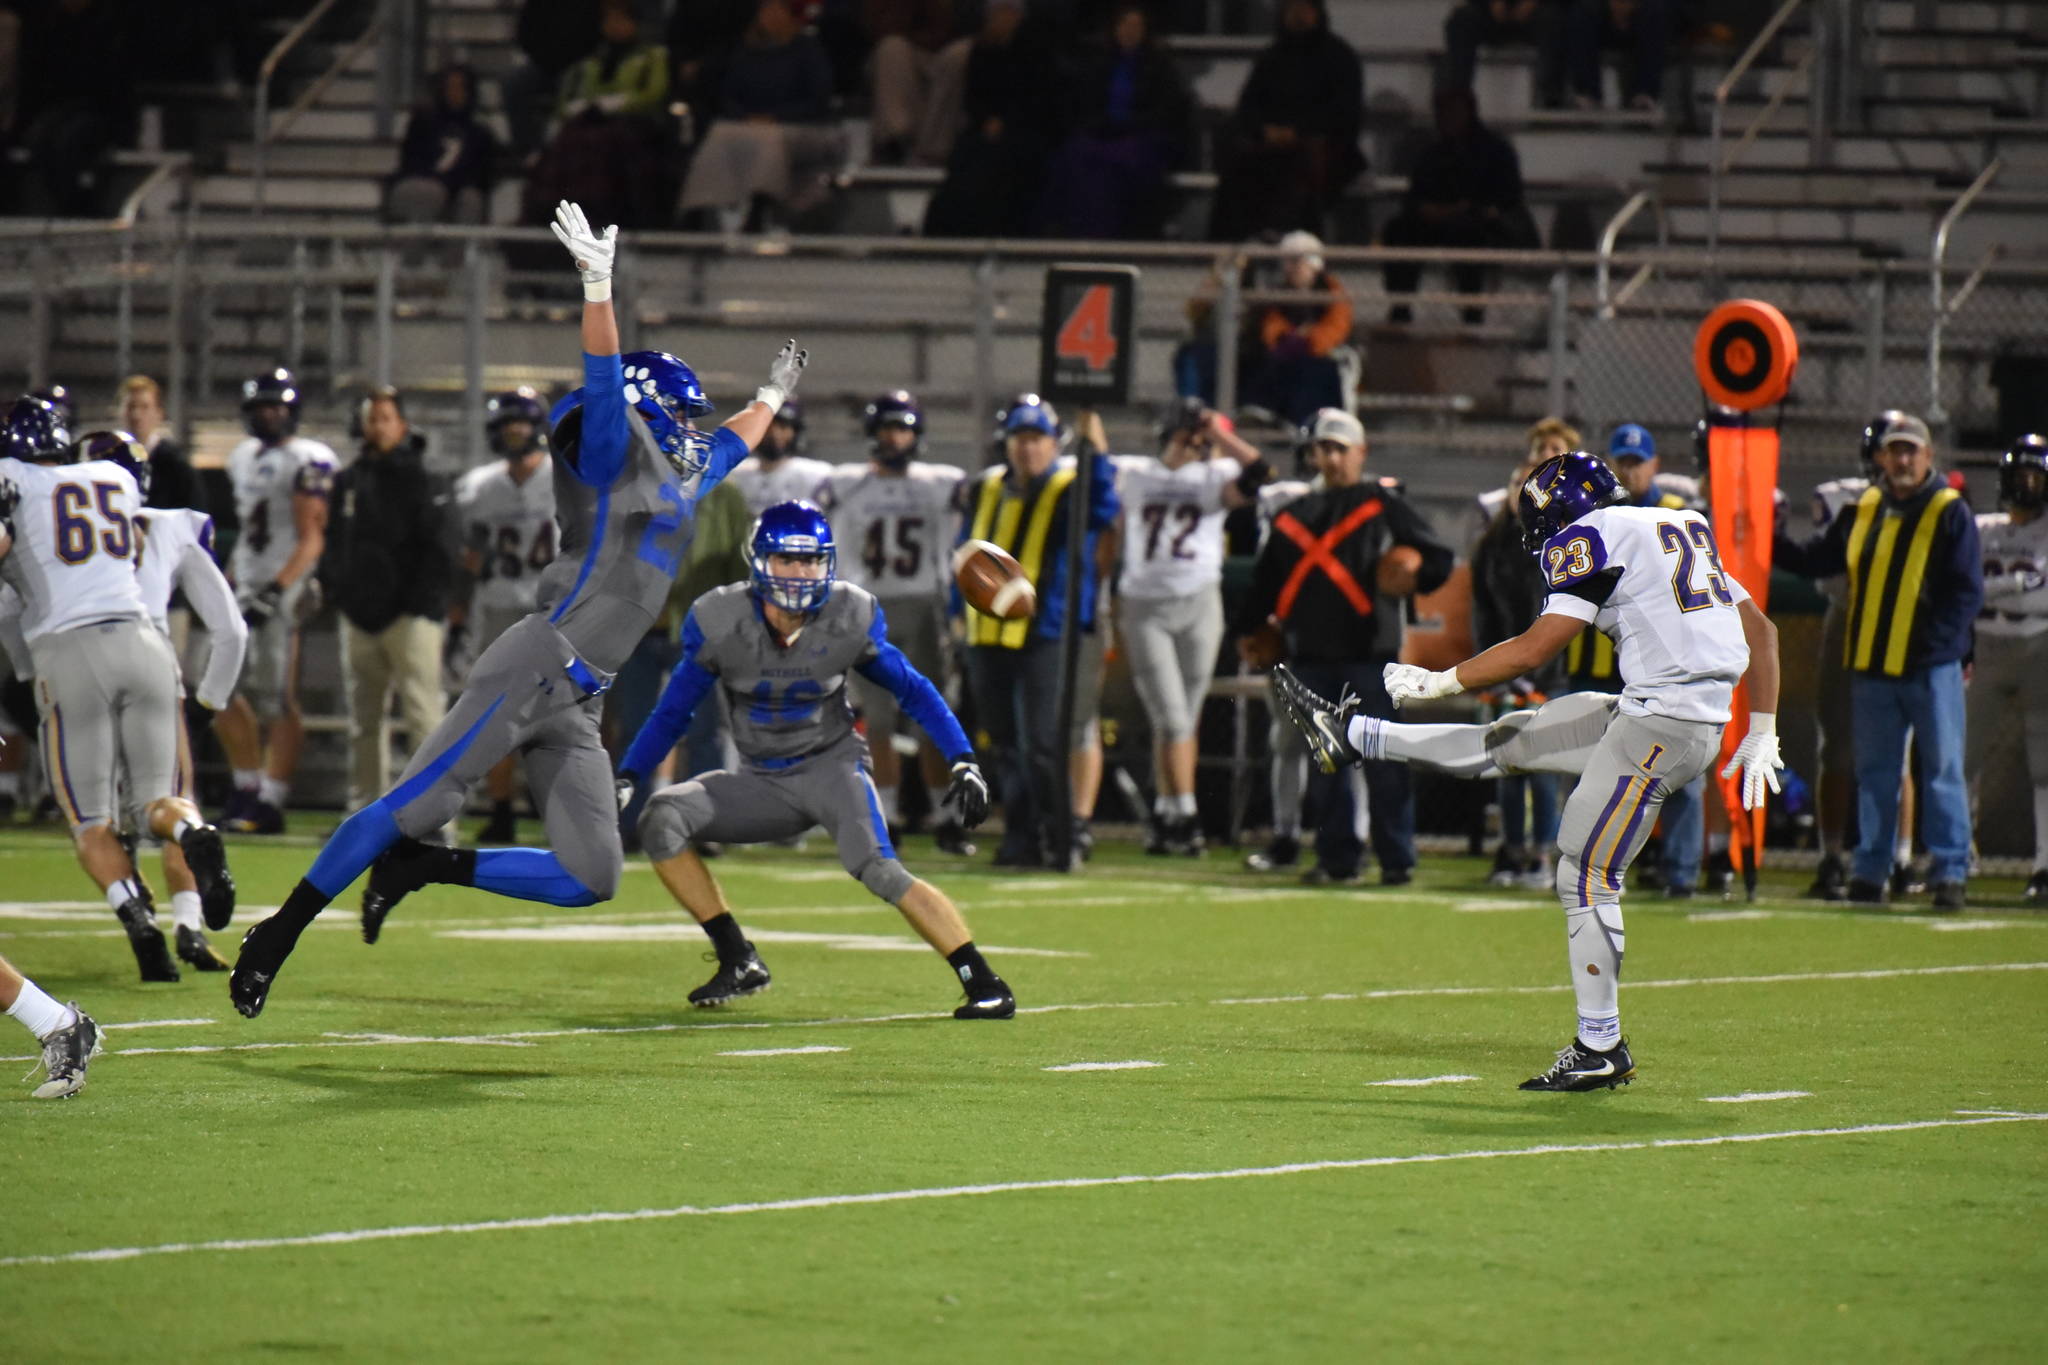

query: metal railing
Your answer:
[1595,190,1668,318]
[1928,158,2004,428]
[253,0,379,216]
[1708,0,1820,268]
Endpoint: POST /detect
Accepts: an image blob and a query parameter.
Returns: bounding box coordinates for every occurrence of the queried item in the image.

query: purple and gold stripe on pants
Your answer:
[1577,772,1661,904]
[41,706,84,826]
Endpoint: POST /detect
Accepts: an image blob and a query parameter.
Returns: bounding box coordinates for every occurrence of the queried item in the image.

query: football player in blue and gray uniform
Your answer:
[229,201,807,1019]
[618,501,1012,1019]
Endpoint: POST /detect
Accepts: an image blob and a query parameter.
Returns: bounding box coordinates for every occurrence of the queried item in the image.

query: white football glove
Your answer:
[614,774,636,813]
[1383,662,1464,707]
[1719,714,1785,811]
[756,338,809,412]
[550,200,617,300]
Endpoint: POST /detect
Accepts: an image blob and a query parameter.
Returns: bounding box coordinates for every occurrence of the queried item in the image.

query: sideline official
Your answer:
[1235,408,1453,884]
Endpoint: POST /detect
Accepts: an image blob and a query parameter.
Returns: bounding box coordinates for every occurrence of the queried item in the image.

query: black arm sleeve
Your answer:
[1555,567,1622,607]
[1384,494,1458,596]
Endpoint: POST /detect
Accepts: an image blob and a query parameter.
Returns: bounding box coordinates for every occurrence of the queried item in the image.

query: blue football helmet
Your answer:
[73,430,152,498]
[749,500,836,614]
[553,351,715,479]
[1001,392,1060,437]
[1518,450,1626,552]
[2001,434,2048,511]
[3,395,75,463]
[241,368,301,439]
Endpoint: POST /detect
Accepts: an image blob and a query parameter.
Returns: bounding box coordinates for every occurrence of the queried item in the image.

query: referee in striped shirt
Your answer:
[1775,412,1983,909]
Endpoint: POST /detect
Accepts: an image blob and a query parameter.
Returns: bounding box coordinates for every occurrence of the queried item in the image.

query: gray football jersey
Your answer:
[536,410,745,675]
[688,580,883,767]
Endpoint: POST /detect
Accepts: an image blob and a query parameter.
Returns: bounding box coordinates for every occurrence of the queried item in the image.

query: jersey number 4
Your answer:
[53,482,133,565]
[1658,521,1733,611]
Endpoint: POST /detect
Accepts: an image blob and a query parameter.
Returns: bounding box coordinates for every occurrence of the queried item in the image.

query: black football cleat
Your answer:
[29,1006,101,1099]
[1245,834,1300,872]
[229,915,306,1019]
[688,947,771,1007]
[175,925,233,972]
[115,895,180,983]
[1269,664,1362,774]
[932,819,976,857]
[360,839,445,945]
[178,822,236,929]
[1806,852,1847,901]
[2025,870,2048,906]
[954,976,1016,1020]
[1930,880,1967,913]
[1519,1036,1635,1092]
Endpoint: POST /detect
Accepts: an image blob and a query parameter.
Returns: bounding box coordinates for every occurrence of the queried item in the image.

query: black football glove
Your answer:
[947,758,989,829]
[242,581,286,628]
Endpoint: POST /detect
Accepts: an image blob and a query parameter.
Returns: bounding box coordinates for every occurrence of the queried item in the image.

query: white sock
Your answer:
[875,784,900,824]
[1565,902,1625,1050]
[171,817,202,842]
[1153,794,1174,820]
[169,890,203,931]
[105,878,145,912]
[6,979,73,1040]
[2034,785,2048,873]
[233,768,261,792]
[1354,717,1497,778]
[259,776,290,807]
[1171,792,1198,818]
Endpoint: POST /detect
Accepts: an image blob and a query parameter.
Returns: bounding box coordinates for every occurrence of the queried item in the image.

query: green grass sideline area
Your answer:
[3,824,2043,1362]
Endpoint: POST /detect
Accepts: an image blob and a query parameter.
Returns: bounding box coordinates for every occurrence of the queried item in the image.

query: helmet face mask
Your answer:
[1517,450,1626,554]
[749,500,836,615]
[2000,435,2048,511]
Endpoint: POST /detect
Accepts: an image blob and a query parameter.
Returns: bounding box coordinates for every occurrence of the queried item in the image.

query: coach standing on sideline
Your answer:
[1234,408,1453,885]
[1775,412,1982,910]
[321,387,454,813]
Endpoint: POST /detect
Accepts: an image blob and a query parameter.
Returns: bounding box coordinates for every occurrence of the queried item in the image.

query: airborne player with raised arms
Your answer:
[229,202,807,1018]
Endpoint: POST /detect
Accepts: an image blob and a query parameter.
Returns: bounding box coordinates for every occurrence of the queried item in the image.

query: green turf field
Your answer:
[3,822,2044,1363]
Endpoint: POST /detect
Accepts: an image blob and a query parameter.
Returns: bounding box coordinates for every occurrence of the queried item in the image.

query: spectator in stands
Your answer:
[1775,412,1983,910]
[1208,0,1365,243]
[1240,230,1352,425]
[1468,418,1573,888]
[667,0,761,129]
[1235,408,1454,885]
[1442,0,1568,107]
[16,0,130,216]
[1380,86,1537,324]
[923,0,1058,237]
[320,389,453,814]
[522,0,671,232]
[1041,4,1191,240]
[387,65,497,227]
[865,0,973,166]
[505,0,601,159]
[677,0,844,232]
[118,374,205,514]
[1565,0,1673,111]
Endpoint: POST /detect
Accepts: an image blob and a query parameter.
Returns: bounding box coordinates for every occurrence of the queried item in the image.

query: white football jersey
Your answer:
[1112,454,1239,599]
[457,459,559,615]
[136,508,247,710]
[824,461,965,601]
[1539,504,1751,724]
[0,458,150,643]
[1809,475,1869,602]
[727,454,833,518]
[1976,510,2048,639]
[226,434,337,588]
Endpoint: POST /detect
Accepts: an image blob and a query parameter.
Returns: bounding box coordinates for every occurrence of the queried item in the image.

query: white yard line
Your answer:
[1703,1091,1812,1103]
[1366,1075,1479,1087]
[5,1113,2039,1271]
[98,1019,215,1031]
[1044,1060,1161,1072]
[717,1045,848,1058]
[2,961,2041,1066]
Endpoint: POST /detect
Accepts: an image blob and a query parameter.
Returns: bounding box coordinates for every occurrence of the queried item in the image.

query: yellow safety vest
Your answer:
[1842,484,1961,676]
[965,464,1076,649]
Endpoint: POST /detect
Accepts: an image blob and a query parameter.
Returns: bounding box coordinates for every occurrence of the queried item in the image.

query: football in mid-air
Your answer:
[1377,544,1424,595]
[953,539,1036,619]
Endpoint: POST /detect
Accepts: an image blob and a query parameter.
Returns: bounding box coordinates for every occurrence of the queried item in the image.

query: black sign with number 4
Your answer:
[1038,265,1138,408]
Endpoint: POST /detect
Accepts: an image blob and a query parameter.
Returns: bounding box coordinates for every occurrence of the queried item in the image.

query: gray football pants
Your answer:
[31,619,181,833]
[640,734,916,903]
[1552,708,1722,909]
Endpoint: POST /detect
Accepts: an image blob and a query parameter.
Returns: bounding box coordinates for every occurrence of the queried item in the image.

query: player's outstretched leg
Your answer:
[3,952,102,1099]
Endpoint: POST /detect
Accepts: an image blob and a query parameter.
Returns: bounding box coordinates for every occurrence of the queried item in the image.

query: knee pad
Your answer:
[564,842,622,902]
[639,784,709,863]
[857,855,916,904]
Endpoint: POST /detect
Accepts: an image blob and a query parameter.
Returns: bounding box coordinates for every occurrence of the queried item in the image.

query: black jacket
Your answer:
[1237,480,1455,663]
[1470,508,1561,690]
[321,435,453,633]
[144,436,207,515]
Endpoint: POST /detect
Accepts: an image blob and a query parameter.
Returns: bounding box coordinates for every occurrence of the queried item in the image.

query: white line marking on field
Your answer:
[717,1045,848,1058]
[1043,1060,1161,1072]
[1703,1091,1811,1103]
[1453,899,1542,913]
[1925,920,2023,932]
[1366,1075,1478,1087]
[3,961,2039,1066]
[434,925,1085,958]
[322,1032,538,1049]
[0,901,114,919]
[99,1019,215,1030]
[1690,910,1775,922]
[9,1113,2039,1270]
[1954,1109,2034,1116]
